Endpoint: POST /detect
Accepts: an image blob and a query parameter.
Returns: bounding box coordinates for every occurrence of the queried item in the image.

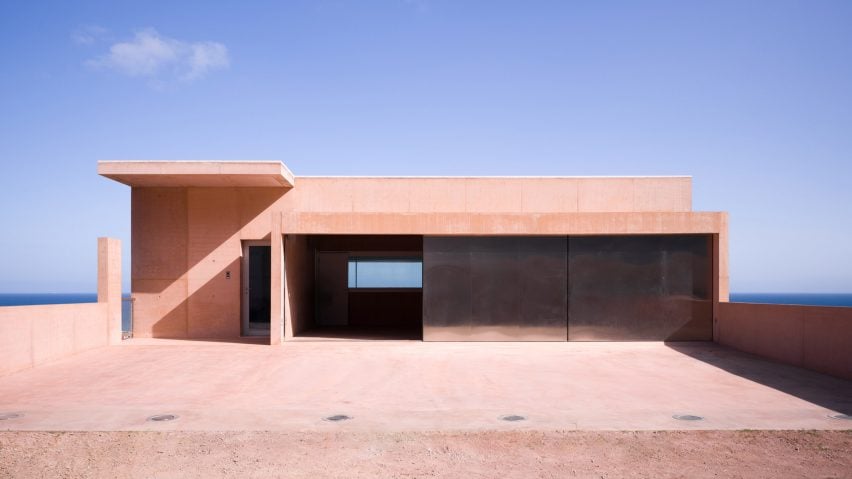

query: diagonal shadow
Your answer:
[132,187,287,341]
[665,342,852,416]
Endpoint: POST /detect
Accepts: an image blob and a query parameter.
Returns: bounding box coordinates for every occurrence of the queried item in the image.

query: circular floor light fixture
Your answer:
[323,414,352,422]
[672,414,704,421]
[0,412,23,421]
[147,414,178,422]
[500,415,527,422]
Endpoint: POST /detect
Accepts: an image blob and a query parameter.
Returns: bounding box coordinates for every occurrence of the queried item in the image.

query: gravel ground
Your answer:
[1,430,850,478]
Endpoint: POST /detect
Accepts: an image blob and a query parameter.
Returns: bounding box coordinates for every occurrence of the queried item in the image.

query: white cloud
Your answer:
[184,41,230,80]
[87,29,230,84]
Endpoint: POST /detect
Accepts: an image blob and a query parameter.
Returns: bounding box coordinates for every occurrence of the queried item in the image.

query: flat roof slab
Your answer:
[98,161,295,187]
[0,341,848,432]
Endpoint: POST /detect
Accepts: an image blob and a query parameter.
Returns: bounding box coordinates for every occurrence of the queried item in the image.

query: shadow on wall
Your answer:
[284,234,315,337]
[132,187,287,340]
[664,342,852,416]
[138,259,270,344]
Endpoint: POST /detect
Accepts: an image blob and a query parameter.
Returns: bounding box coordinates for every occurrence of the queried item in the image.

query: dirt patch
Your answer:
[1,430,850,478]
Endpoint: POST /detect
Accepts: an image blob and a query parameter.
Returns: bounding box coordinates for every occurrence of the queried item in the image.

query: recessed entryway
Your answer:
[288,235,424,340]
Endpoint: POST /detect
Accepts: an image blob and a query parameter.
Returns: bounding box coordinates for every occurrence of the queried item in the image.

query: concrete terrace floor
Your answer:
[0,340,850,432]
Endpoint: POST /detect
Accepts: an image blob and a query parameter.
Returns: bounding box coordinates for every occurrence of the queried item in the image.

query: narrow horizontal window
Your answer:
[348,258,422,288]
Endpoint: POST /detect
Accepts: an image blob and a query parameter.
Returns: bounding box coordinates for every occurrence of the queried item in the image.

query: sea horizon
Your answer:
[0,293,133,331]
[2,292,852,308]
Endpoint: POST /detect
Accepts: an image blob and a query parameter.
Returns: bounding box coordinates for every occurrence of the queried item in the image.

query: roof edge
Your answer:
[97,160,295,188]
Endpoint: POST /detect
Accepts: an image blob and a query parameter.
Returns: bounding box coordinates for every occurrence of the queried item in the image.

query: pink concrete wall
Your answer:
[279,211,725,236]
[99,238,122,344]
[131,188,188,338]
[270,216,284,344]
[0,238,122,376]
[283,235,314,339]
[0,303,108,376]
[129,177,726,340]
[131,187,284,339]
[285,177,692,213]
[716,302,852,380]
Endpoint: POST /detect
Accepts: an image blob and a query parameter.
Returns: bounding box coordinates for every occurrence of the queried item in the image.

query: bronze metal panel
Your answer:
[421,237,473,340]
[423,236,567,341]
[470,237,521,340]
[517,237,569,340]
[567,235,712,341]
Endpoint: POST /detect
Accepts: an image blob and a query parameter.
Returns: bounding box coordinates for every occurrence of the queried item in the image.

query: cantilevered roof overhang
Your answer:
[97,161,295,187]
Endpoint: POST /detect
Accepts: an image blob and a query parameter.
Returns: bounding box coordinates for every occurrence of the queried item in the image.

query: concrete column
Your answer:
[712,213,730,342]
[718,212,730,301]
[270,216,284,345]
[97,237,122,345]
[283,233,294,341]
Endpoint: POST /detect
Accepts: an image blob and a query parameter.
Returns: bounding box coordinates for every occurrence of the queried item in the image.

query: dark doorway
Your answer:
[243,242,271,336]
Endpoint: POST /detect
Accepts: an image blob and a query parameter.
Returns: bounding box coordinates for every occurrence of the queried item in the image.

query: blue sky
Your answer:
[1,0,850,293]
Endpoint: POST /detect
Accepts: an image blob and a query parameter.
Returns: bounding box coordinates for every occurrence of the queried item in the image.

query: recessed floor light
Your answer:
[147,414,178,422]
[673,414,704,421]
[0,412,23,421]
[323,415,352,422]
[500,415,526,422]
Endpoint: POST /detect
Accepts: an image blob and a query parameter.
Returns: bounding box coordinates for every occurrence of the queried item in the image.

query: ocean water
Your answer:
[0,293,98,306]
[729,293,852,307]
[0,293,133,331]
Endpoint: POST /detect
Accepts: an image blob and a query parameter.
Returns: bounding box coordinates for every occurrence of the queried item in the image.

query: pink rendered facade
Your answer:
[2,161,850,383]
[99,161,729,344]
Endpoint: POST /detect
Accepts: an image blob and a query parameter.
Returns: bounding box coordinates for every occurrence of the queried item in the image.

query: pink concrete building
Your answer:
[99,161,729,345]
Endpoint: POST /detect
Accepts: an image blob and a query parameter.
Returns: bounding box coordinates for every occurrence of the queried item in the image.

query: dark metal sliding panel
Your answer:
[423,236,567,341]
[567,235,712,341]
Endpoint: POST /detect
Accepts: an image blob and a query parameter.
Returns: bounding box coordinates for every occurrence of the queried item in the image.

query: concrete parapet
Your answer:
[716,302,852,380]
[0,238,122,376]
[98,237,122,345]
